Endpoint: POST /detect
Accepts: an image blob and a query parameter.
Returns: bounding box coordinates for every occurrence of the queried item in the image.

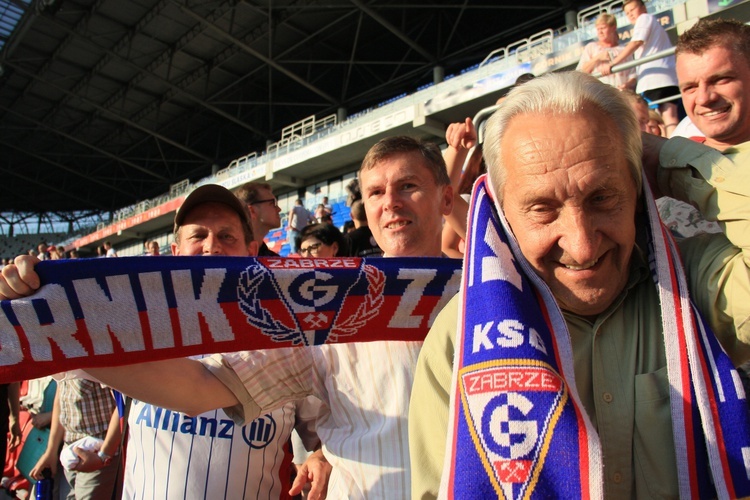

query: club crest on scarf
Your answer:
[459,361,568,497]
[238,258,385,346]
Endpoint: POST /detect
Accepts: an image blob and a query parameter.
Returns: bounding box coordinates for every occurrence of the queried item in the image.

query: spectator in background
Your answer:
[36,243,48,261]
[296,223,345,258]
[96,245,105,258]
[288,199,314,254]
[47,246,59,260]
[147,241,160,256]
[648,109,666,136]
[68,250,80,259]
[576,13,636,90]
[344,178,361,207]
[621,89,651,132]
[103,241,117,258]
[30,379,122,499]
[314,204,332,225]
[321,196,332,214]
[342,220,355,234]
[605,0,680,135]
[236,181,282,256]
[1,382,21,474]
[343,200,383,257]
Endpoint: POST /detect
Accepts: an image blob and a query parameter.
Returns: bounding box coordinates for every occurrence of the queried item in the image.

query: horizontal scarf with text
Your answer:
[0,256,461,383]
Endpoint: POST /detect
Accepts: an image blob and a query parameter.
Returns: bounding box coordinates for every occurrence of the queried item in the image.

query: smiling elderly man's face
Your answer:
[501,106,639,317]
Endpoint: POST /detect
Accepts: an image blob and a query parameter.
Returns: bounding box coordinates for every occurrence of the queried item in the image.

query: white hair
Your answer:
[483,71,643,203]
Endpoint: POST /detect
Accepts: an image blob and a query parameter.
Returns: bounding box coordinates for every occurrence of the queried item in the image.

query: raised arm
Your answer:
[601,38,643,76]
[442,118,477,245]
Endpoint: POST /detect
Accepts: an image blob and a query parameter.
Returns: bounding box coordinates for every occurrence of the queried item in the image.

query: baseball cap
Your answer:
[174,184,252,234]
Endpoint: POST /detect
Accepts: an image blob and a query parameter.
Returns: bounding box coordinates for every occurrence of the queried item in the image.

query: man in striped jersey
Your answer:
[125,185,329,500]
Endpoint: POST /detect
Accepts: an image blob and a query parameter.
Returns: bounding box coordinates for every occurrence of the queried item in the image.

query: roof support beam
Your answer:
[349,0,437,63]
[0,165,108,210]
[0,140,137,198]
[0,104,169,182]
[3,61,214,163]
[176,2,340,106]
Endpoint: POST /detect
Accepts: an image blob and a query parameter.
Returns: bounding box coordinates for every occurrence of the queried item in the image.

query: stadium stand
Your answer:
[3,0,748,257]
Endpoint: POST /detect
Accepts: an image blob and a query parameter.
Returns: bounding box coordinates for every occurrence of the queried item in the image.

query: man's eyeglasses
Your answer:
[250,198,278,208]
[299,242,323,256]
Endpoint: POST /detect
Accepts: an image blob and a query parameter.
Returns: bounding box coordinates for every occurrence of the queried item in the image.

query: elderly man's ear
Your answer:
[640,132,668,199]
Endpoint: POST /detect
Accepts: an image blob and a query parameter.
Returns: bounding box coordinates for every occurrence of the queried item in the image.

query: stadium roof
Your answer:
[0,0,592,214]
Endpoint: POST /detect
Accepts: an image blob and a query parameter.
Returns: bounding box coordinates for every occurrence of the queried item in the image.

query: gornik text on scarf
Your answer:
[0,256,461,383]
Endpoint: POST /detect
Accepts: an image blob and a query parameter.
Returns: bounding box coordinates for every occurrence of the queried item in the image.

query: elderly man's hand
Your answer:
[0,255,41,300]
[641,132,669,199]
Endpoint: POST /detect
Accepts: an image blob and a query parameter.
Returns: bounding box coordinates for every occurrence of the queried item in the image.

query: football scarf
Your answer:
[441,175,750,499]
[0,256,461,383]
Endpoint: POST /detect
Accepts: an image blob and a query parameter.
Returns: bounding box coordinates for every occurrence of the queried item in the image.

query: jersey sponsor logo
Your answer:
[459,362,567,498]
[238,260,385,345]
[242,413,277,449]
[133,402,276,448]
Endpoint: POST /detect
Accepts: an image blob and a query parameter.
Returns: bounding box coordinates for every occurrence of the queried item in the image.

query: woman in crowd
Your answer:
[296,223,345,258]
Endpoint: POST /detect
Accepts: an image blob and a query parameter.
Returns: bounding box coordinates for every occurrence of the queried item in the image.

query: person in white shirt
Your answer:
[604,0,680,134]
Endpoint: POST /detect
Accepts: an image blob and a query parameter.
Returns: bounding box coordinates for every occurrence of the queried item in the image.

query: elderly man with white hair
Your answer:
[409,71,750,499]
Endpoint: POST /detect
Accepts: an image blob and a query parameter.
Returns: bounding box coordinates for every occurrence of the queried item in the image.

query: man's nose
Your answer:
[695,83,716,107]
[382,188,403,211]
[558,209,600,264]
[202,234,224,255]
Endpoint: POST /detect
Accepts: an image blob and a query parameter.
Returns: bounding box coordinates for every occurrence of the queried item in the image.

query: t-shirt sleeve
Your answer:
[630,14,650,43]
[200,348,316,426]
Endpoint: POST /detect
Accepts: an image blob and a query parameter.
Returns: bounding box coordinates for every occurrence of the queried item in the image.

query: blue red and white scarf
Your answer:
[441,175,750,499]
[0,256,461,383]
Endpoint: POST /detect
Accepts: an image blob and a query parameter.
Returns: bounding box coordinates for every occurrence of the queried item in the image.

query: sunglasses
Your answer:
[250,198,278,208]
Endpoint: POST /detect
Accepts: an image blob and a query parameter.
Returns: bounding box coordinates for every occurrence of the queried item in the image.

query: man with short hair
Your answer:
[236,181,282,256]
[343,200,382,257]
[675,18,750,150]
[604,0,680,134]
[409,72,750,498]
[192,136,453,497]
[658,18,750,237]
[103,241,117,258]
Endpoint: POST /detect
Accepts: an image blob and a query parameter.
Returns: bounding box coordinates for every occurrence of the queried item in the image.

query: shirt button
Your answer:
[602,392,613,403]
[613,472,622,483]
[715,176,725,183]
